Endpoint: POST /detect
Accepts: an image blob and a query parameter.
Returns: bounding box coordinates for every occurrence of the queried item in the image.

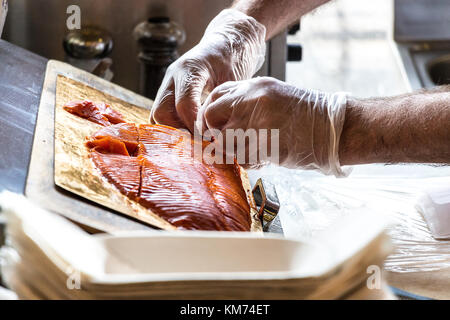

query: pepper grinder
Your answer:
[63,26,114,81]
[133,17,185,100]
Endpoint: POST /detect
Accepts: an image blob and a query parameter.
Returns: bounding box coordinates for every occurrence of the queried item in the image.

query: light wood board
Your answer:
[27,60,154,233]
[54,75,176,231]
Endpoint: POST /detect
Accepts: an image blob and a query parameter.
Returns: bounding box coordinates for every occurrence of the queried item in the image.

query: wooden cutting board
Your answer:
[54,75,176,231]
[27,60,261,233]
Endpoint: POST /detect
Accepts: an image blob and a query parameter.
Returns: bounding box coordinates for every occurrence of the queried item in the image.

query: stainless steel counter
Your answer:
[0,40,47,193]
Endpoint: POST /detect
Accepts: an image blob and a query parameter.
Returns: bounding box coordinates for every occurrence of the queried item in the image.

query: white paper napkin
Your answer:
[416,183,450,240]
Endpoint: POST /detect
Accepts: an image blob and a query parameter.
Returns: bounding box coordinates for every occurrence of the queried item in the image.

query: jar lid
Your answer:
[63,26,113,59]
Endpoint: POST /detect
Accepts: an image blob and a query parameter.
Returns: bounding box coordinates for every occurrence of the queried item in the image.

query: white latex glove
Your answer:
[197,77,349,177]
[150,9,266,132]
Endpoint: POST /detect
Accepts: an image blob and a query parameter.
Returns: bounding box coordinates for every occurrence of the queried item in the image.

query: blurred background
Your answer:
[3,0,411,100]
[286,0,408,97]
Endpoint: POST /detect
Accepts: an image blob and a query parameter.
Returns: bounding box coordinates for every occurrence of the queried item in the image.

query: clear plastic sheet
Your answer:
[248,164,450,273]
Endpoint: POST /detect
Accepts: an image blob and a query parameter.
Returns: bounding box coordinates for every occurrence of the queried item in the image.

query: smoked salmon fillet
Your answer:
[64,100,126,126]
[64,100,252,231]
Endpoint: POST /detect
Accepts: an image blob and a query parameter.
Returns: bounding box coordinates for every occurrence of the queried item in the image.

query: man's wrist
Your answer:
[339,91,450,166]
[338,97,377,166]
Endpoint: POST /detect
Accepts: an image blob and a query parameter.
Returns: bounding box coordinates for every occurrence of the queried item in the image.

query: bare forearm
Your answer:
[340,87,450,166]
[232,0,331,39]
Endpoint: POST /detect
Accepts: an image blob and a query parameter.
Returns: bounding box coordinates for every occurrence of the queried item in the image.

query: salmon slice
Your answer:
[137,153,250,231]
[64,101,110,126]
[96,102,126,124]
[90,151,140,200]
[86,137,130,156]
[138,124,191,155]
[92,123,139,155]
[206,162,254,230]
[63,100,126,126]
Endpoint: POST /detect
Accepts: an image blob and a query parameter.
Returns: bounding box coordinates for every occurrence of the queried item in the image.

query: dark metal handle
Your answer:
[252,178,280,232]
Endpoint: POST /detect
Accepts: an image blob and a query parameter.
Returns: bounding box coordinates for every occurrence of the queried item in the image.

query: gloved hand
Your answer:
[197,77,349,177]
[150,9,266,132]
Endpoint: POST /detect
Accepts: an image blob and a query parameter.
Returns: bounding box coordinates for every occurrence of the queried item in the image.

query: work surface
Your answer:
[0,39,448,299]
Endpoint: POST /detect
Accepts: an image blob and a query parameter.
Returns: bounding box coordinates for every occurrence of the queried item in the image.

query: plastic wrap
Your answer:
[249,164,450,273]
